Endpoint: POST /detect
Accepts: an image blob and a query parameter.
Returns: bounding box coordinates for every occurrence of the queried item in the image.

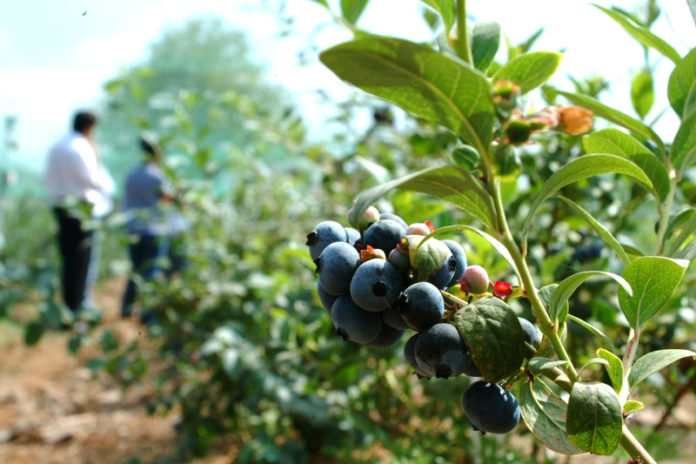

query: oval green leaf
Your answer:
[582,128,669,201]
[419,0,455,32]
[320,37,495,153]
[493,51,562,94]
[549,271,631,324]
[340,0,369,24]
[517,379,584,455]
[522,154,653,245]
[630,69,655,119]
[628,349,696,388]
[472,21,501,72]
[349,165,496,230]
[527,357,570,376]
[618,256,689,330]
[594,5,681,64]
[453,296,525,382]
[596,348,625,395]
[672,110,696,177]
[668,47,696,120]
[566,382,623,455]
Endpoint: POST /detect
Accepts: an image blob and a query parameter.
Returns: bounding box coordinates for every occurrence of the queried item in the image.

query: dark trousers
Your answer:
[53,207,93,312]
[121,234,161,318]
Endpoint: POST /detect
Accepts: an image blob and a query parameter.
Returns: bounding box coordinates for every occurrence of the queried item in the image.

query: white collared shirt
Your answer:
[44,131,115,217]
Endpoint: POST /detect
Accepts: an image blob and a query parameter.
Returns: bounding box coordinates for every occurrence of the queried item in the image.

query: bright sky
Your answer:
[1,0,694,174]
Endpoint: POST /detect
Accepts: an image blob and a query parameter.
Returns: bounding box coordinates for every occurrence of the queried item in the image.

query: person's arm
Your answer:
[69,149,104,191]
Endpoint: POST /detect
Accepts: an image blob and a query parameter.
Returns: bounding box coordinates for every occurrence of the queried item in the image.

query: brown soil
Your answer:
[0,277,235,464]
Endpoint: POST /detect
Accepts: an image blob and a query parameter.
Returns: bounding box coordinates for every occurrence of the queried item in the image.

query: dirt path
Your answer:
[0,277,234,464]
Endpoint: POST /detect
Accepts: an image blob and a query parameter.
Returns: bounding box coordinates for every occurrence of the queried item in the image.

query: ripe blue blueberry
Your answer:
[387,247,410,275]
[350,259,404,312]
[518,317,542,349]
[414,323,478,378]
[366,324,404,347]
[462,381,520,434]
[428,253,457,289]
[307,220,347,260]
[443,239,467,287]
[345,227,361,246]
[404,333,432,378]
[398,282,445,331]
[317,281,338,311]
[382,303,410,330]
[317,242,361,296]
[330,295,383,344]
[379,213,408,229]
[364,219,407,255]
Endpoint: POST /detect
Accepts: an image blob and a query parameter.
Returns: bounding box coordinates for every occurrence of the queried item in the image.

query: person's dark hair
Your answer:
[139,136,161,158]
[72,111,98,133]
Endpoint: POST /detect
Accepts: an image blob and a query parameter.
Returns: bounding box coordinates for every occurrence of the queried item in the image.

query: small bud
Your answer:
[559,106,593,135]
[504,119,532,145]
[348,203,380,231]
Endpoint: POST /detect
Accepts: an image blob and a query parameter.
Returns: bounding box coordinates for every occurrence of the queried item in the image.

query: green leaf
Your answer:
[349,166,497,230]
[527,357,570,375]
[408,235,451,281]
[582,128,669,201]
[628,349,696,387]
[596,348,625,395]
[493,51,563,94]
[594,6,681,64]
[668,47,696,119]
[550,271,631,324]
[340,0,369,24]
[567,314,618,354]
[558,91,664,152]
[630,70,655,119]
[566,382,623,455]
[320,37,495,153]
[678,239,696,260]
[664,208,696,256]
[24,321,45,346]
[67,333,83,355]
[422,224,522,285]
[556,196,631,265]
[671,110,696,176]
[522,154,653,244]
[471,22,501,72]
[419,0,454,32]
[517,379,584,455]
[453,296,525,382]
[618,256,689,329]
[100,329,119,352]
[450,145,480,170]
[623,400,644,414]
[689,1,696,27]
[579,357,610,375]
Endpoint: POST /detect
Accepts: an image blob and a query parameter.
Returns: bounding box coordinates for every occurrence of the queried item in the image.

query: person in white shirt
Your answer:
[45,111,114,312]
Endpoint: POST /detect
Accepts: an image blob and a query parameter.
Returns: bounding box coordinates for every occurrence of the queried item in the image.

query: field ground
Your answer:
[0,277,694,463]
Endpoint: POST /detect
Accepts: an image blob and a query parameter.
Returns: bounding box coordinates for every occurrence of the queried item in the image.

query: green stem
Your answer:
[654,168,677,255]
[620,425,658,464]
[455,0,473,65]
[490,177,579,381]
[622,328,640,371]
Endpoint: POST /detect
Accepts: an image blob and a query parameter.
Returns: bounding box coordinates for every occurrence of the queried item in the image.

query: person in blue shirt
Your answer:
[121,135,187,321]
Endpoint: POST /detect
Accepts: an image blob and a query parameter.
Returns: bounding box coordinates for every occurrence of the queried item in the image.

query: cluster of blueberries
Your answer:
[306,205,538,434]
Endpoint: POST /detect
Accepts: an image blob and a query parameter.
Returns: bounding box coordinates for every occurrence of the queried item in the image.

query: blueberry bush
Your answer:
[2,2,696,463]
[305,0,696,462]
